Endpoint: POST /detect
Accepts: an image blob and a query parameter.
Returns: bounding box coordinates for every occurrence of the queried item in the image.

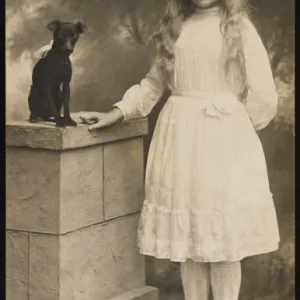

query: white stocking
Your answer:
[181,259,211,300]
[210,261,241,300]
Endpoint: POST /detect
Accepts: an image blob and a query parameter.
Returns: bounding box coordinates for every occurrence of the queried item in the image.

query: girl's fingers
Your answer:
[89,116,100,122]
[79,116,94,125]
[88,120,109,131]
[79,115,86,122]
[79,112,91,119]
[79,112,99,123]
[79,112,110,129]
[79,112,99,120]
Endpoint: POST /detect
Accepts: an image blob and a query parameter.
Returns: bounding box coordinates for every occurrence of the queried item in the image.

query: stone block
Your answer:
[6,148,60,233]
[104,138,144,220]
[6,145,105,234]
[27,214,147,300]
[29,234,60,300]
[108,286,158,300]
[6,115,148,150]
[6,230,29,300]
[60,214,145,300]
[60,145,104,233]
[6,117,154,300]
[6,116,147,234]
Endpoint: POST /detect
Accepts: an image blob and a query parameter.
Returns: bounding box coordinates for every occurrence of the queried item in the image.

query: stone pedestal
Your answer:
[6,114,158,300]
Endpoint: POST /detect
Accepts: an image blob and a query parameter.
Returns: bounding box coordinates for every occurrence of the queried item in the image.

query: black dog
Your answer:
[28,20,86,127]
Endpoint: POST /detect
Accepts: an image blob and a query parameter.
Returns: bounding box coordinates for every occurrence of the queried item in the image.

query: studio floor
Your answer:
[159,289,294,300]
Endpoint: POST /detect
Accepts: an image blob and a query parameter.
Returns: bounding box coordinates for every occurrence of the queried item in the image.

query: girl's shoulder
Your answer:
[240,17,261,39]
[240,16,265,47]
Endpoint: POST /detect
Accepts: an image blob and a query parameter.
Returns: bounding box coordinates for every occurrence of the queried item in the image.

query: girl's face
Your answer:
[191,0,220,9]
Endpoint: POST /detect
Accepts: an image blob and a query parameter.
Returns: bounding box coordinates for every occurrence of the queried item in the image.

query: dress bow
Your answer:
[34,40,53,59]
[205,92,239,118]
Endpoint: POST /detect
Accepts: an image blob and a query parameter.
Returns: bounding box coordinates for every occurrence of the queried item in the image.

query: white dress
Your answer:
[114,10,280,263]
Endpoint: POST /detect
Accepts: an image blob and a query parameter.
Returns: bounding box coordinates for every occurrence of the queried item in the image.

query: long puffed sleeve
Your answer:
[113,60,164,122]
[242,18,279,131]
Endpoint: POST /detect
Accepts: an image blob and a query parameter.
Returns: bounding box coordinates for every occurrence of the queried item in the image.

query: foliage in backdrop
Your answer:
[6,1,294,299]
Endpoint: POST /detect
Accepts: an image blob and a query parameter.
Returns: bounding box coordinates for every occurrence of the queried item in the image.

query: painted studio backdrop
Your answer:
[6,0,294,299]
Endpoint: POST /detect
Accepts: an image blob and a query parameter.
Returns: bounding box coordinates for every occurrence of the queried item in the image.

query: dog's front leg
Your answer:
[62,81,77,126]
[45,85,65,127]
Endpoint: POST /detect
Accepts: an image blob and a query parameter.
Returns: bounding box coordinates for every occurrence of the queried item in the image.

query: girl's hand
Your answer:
[79,108,124,131]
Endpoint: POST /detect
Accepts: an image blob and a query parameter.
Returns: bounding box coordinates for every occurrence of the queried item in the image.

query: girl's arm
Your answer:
[113,59,164,122]
[243,19,278,131]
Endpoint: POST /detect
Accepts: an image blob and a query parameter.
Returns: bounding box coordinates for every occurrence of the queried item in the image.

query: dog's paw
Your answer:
[55,117,66,128]
[29,116,39,123]
[65,117,77,127]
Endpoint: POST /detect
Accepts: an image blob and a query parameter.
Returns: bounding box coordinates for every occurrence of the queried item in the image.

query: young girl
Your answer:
[80,0,280,299]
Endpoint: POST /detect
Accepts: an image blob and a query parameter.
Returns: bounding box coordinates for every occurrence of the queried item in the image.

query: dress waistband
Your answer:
[171,88,216,100]
[170,89,242,117]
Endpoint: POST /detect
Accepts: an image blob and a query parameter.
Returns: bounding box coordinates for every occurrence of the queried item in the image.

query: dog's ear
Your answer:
[47,20,60,32]
[75,22,86,34]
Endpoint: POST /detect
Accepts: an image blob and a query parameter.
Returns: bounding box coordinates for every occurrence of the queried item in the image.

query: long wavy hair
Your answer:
[152,0,249,100]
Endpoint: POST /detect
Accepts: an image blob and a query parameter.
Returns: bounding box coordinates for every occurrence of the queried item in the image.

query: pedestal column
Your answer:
[6,114,158,300]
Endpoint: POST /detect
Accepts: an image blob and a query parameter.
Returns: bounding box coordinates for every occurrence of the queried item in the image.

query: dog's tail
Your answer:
[34,40,53,59]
